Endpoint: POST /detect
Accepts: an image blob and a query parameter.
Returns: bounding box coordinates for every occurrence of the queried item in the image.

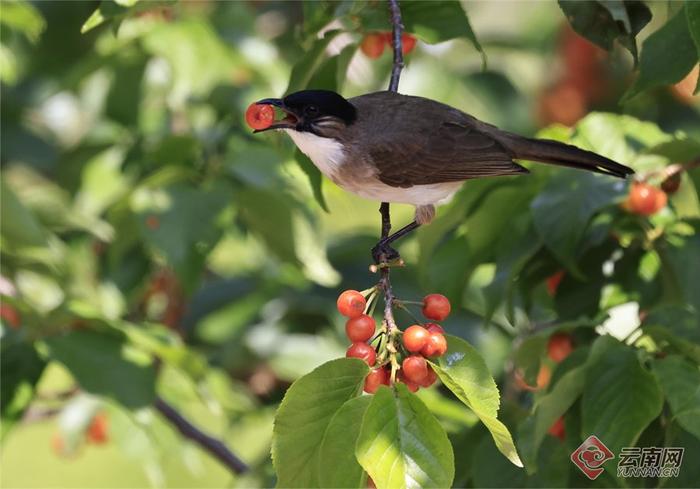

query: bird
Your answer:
[253,89,634,263]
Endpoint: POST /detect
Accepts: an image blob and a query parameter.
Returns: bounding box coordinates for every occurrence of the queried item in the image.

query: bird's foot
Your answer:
[371,240,401,265]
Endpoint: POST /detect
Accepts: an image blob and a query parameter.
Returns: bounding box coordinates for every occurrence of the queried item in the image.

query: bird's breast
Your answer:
[282,129,347,180]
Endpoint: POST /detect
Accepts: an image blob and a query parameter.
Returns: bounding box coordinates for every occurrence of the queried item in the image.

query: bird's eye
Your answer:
[305,105,319,116]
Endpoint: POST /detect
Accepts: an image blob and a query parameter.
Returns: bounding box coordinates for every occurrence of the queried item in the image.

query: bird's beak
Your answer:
[253,98,300,133]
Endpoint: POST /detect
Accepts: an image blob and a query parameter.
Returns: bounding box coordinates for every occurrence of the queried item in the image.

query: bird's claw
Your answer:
[371,241,401,265]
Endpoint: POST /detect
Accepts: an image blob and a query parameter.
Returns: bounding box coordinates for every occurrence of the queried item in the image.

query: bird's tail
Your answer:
[503,134,634,178]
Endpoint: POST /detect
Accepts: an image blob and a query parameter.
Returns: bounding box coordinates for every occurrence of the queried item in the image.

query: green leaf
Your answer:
[287,30,341,93]
[319,396,371,488]
[531,171,622,273]
[45,330,157,408]
[0,0,46,42]
[623,5,699,101]
[236,188,297,263]
[519,365,586,471]
[0,181,48,248]
[559,0,651,63]
[686,2,700,73]
[652,355,700,440]
[401,0,485,67]
[1,340,46,441]
[432,335,522,467]
[295,149,329,212]
[663,223,700,314]
[272,358,368,488]
[356,385,455,489]
[581,340,663,455]
[136,182,230,287]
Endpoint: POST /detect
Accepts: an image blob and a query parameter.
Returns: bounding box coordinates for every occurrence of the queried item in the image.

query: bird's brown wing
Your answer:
[369,121,528,188]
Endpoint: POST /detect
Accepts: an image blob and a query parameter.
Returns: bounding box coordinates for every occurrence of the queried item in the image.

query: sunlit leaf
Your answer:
[623,5,699,101]
[652,355,700,440]
[272,358,368,488]
[319,396,371,488]
[432,335,522,467]
[356,385,455,489]
[45,330,157,408]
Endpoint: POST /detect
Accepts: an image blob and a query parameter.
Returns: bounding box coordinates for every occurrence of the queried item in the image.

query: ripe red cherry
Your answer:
[548,416,566,441]
[346,342,376,366]
[360,33,385,59]
[397,371,419,392]
[402,325,429,352]
[337,290,366,318]
[401,33,417,54]
[546,270,565,296]
[245,103,275,130]
[425,323,444,334]
[345,314,376,342]
[421,332,447,357]
[86,413,109,444]
[364,368,389,393]
[419,367,438,388]
[547,333,573,363]
[626,182,667,216]
[422,294,451,321]
[402,355,428,384]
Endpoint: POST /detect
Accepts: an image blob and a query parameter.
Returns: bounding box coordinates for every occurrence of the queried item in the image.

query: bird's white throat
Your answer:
[283,129,346,178]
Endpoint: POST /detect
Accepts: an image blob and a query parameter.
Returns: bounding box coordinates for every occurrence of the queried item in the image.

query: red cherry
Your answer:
[0,304,20,329]
[364,368,389,393]
[86,412,109,444]
[146,215,160,230]
[547,333,573,363]
[546,270,565,296]
[419,367,438,388]
[397,371,419,392]
[360,33,385,59]
[425,323,444,334]
[422,294,451,321]
[402,355,428,384]
[337,290,366,318]
[401,33,417,54]
[421,332,447,357]
[548,417,566,441]
[245,103,275,130]
[402,325,429,352]
[346,342,376,366]
[626,182,667,216]
[345,314,375,342]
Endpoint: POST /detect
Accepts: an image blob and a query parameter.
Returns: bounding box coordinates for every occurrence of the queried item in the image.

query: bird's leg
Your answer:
[372,220,421,264]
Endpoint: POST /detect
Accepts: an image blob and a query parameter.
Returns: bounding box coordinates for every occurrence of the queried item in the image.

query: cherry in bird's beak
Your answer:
[253,98,300,132]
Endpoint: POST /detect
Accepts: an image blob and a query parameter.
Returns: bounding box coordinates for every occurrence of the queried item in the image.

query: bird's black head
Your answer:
[254,89,356,138]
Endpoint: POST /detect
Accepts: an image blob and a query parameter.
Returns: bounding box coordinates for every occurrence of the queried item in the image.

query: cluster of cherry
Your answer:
[337,290,451,394]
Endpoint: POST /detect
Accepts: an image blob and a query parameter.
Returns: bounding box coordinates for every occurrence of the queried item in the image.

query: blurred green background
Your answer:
[1,1,699,488]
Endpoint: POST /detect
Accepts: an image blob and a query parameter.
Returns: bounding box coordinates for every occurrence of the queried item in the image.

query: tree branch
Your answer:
[378,0,404,377]
[387,0,405,92]
[154,397,249,475]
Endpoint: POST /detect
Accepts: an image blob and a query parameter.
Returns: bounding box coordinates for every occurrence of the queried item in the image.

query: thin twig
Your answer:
[387,0,404,92]
[154,397,249,474]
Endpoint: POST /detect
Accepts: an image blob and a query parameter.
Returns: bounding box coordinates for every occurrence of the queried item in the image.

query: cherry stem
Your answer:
[395,303,424,325]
